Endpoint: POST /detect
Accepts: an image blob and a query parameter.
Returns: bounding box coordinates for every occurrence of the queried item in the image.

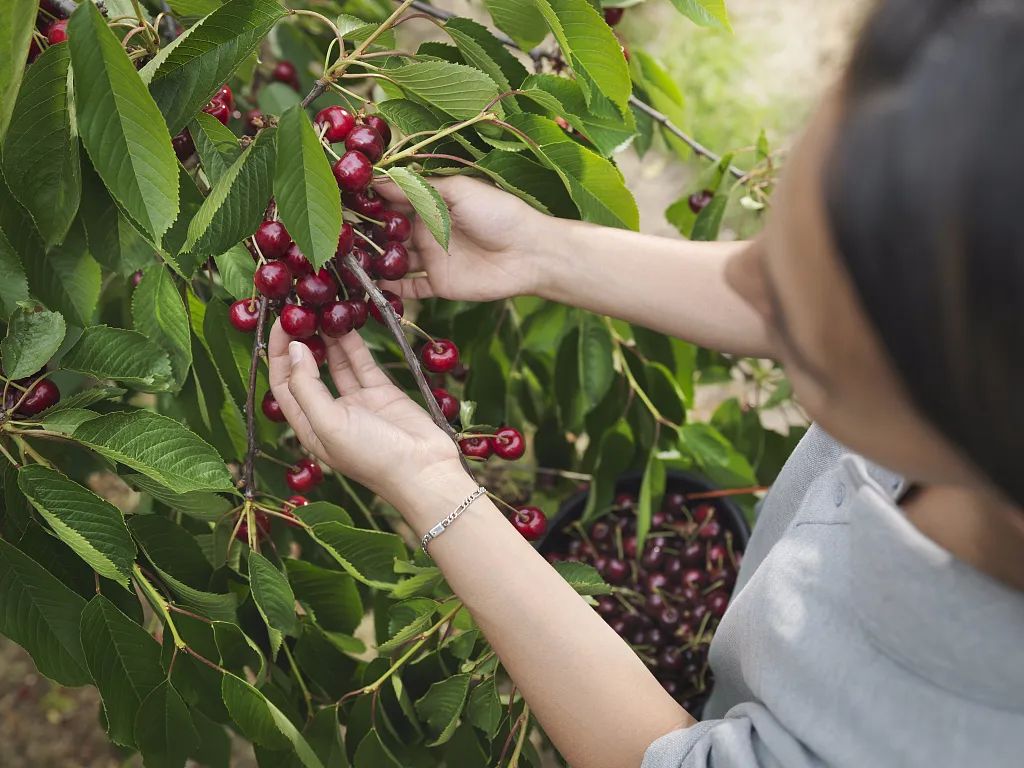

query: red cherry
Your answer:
[344,125,384,163]
[229,299,260,332]
[202,97,231,125]
[285,495,309,509]
[369,290,403,324]
[280,304,318,339]
[707,542,727,566]
[459,437,492,460]
[172,130,195,161]
[301,335,327,366]
[693,503,715,523]
[512,507,548,541]
[284,243,312,277]
[243,109,264,136]
[285,464,318,492]
[688,190,714,214]
[421,339,459,373]
[261,390,286,422]
[130,270,144,288]
[432,388,459,421]
[371,242,410,281]
[295,268,336,306]
[272,60,300,89]
[698,520,721,540]
[215,84,234,111]
[46,19,69,45]
[255,220,292,260]
[615,493,635,509]
[342,189,385,218]
[338,248,371,290]
[364,115,392,146]
[319,301,355,338]
[336,222,354,257]
[15,379,60,416]
[491,426,525,460]
[680,568,707,589]
[706,590,729,618]
[332,151,373,192]
[236,511,271,542]
[604,7,624,25]
[298,457,323,483]
[348,298,369,330]
[254,261,292,299]
[314,106,356,143]
[374,210,412,243]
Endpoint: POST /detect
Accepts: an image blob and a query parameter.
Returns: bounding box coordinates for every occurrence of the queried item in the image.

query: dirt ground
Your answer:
[0,2,865,765]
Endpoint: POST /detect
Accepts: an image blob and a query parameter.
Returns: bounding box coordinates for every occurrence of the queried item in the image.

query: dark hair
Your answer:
[825,0,1024,505]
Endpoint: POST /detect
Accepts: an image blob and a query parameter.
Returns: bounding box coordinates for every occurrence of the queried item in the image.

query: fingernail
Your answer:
[289,341,304,366]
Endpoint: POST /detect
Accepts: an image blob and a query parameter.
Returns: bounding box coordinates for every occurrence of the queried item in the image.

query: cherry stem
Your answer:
[352,227,385,255]
[257,450,297,470]
[240,298,269,499]
[380,112,494,166]
[281,641,315,720]
[398,318,435,345]
[340,253,474,476]
[0,439,19,468]
[507,703,531,768]
[133,565,186,650]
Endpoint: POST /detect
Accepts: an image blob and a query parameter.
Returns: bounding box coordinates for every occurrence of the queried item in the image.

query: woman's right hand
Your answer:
[374,175,552,302]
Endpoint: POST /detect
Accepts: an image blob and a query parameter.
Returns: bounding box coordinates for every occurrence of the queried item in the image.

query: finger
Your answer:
[322,333,362,396]
[334,332,392,388]
[371,181,414,216]
[286,340,342,420]
[268,322,323,447]
[378,276,437,300]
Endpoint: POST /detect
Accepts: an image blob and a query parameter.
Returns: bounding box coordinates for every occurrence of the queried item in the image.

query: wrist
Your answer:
[525,216,590,302]
[388,460,482,537]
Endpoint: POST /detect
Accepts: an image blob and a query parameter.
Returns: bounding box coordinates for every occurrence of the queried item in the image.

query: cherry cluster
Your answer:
[547,491,744,713]
[171,83,237,161]
[27,0,69,62]
[234,492,308,543]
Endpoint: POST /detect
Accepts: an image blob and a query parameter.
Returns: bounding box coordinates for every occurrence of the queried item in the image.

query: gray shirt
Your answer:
[642,425,1024,768]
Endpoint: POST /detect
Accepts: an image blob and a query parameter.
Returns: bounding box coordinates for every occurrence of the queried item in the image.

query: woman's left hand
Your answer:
[267,321,467,515]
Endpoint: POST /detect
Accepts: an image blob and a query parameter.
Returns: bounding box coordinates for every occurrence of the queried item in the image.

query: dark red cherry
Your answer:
[15,379,60,416]
[491,426,525,460]
[236,511,271,542]
[371,242,410,280]
[459,437,492,460]
[707,542,727,566]
[338,247,371,290]
[332,151,373,192]
[615,493,635,510]
[254,261,292,299]
[364,115,392,145]
[431,388,459,421]
[172,130,195,161]
[693,503,714,523]
[421,339,459,373]
[130,270,144,288]
[280,304,318,339]
[46,19,69,45]
[706,590,729,618]
[229,299,260,332]
[641,545,666,570]
[284,243,312,276]
[202,97,230,125]
[604,7,624,26]
[348,298,368,330]
[344,125,384,163]
[342,189,386,218]
[680,568,707,589]
[243,109,264,136]
[368,290,403,324]
[590,520,612,543]
[255,220,292,260]
[261,390,286,422]
[603,558,629,585]
[373,210,412,243]
[285,460,322,492]
[301,335,327,366]
[272,60,300,89]
[688,190,714,214]
[646,572,669,593]
[663,492,687,515]
[698,520,722,540]
[297,457,323,483]
[336,222,354,257]
[314,106,356,143]
[512,507,548,541]
[215,84,234,111]
[285,495,309,509]
[680,541,703,566]
[295,269,336,306]
[319,301,354,338]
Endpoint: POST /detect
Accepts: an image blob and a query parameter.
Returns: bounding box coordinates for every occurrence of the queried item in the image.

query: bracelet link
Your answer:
[420,486,487,552]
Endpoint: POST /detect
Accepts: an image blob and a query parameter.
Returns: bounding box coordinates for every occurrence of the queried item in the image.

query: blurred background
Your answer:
[0,0,867,765]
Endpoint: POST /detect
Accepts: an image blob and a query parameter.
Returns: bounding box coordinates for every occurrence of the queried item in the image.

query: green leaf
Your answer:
[62,326,173,392]
[2,44,80,247]
[213,244,256,300]
[43,385,126,415]
[691,193,729,242]
[1,307,65,380]
[126,473,232,522]
[165,0,222,21]
[23,223,101,327]
[310,522,407,589]
[521,74,636,157]
[80,595,167,747]
[582,420,635,522]
[284,559,362,635]
[0,229,29,318]
[474,150,575,217]
[18,465,136,588]
[668,0,732,31]
[0,538,89,686]
[578,314,614,413]
[679,422,758,488]
[135,681,201,768]
[274,105,342,270]
[483,0,549,49]
[378,598,437,654]
[380,167,451,250]
[636,451,667,555]
[68,2,179,243]
[551,561,613,596]
[148,0,288,134]
[630,50,691,159]
[163,166,208,275]
[385,61,500,121]
[132,265,192,389]
[415,673,471,746]
[40,408,102,434]
[534,0,631,113]
[72,410,235,493]
[443,17,529,101]
[222,675,325,768]
[0,0,36,140]
[184,126,277,257]
[374,99,445,136]
[504,113,639,229]
[249,552,299,639]
[466,679,501,737]
[191,111,241,186]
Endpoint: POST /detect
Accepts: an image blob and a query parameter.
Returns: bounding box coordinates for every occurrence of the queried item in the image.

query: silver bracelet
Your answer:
[420,486,488,552]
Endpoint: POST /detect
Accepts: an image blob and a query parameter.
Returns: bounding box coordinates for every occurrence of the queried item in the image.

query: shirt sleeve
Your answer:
[641,702,819,768]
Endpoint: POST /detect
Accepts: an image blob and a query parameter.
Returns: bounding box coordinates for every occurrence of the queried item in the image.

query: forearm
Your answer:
[404,472,694,768]
[528,218,773,357]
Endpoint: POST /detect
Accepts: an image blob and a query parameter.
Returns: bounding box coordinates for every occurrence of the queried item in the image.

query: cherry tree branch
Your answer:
[399,0,746,179]
[240,296,269,499]
[339,254,475,476]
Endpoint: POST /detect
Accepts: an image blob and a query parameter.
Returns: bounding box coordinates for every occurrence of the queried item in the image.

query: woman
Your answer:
[268,0,1024,765]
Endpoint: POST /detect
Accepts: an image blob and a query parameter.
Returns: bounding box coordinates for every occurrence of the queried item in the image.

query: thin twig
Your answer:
[240,297,269,498]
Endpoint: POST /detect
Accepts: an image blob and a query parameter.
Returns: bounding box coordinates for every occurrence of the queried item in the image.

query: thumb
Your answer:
[286,341,337,417]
